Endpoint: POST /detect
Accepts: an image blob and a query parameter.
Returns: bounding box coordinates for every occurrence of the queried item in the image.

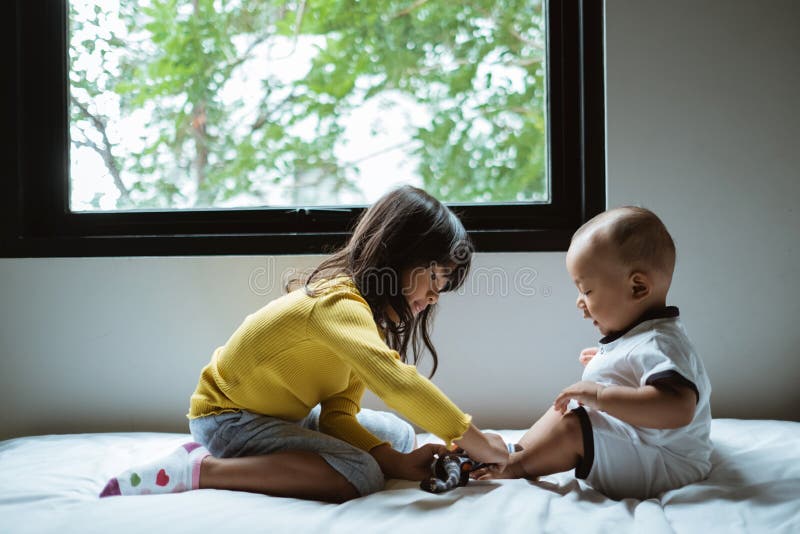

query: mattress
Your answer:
[1,419,798,533]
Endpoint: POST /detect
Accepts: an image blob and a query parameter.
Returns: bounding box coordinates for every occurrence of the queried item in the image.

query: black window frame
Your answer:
[3,0,605,258]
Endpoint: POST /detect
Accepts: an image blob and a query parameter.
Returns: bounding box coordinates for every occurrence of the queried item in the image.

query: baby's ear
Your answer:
[629,271,650,300]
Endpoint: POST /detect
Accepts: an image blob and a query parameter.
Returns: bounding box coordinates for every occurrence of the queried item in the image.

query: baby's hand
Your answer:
[579,347,599,366]
[553,380,605,414]
[470,452,526,481]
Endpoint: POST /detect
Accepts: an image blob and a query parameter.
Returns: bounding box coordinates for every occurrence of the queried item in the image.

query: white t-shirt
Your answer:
[581,308,713,472]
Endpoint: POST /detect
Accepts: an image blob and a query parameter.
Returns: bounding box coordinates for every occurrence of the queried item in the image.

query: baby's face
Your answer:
[566,240,643,336]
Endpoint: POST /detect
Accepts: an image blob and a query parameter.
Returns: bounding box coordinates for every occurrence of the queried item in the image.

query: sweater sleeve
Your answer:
[318,372,387,451]
[307,288,472,446]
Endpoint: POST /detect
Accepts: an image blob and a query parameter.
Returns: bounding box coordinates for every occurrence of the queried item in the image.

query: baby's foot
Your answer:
[99,442,210,497]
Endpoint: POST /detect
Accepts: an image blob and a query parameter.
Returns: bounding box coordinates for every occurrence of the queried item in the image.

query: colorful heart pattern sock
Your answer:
[99,442,210,497]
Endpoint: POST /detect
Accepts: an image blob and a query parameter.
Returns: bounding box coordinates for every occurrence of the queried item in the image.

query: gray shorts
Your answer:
[189,406,415,496]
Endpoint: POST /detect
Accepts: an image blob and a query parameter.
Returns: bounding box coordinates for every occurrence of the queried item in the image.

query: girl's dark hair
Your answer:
[297,185,473,377]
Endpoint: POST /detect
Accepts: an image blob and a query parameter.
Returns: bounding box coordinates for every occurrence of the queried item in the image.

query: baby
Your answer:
[475,206,712,500]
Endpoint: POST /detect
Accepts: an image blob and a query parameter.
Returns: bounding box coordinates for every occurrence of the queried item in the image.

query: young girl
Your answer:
[100,186,509,503]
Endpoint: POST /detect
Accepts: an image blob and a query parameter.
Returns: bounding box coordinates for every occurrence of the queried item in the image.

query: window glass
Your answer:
[68,0,548,211]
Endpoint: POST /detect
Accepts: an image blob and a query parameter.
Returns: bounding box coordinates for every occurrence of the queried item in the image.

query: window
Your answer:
[4,0,604,257]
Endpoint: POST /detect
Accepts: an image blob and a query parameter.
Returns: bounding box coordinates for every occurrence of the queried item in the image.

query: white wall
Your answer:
[1,0,798,440]
[604,0,800,419]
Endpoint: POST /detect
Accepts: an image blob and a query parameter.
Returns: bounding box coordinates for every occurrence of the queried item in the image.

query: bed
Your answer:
[1,418,798,533]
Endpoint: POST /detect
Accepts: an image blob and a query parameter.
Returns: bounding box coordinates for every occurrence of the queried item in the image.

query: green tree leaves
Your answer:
[69,0,547,210]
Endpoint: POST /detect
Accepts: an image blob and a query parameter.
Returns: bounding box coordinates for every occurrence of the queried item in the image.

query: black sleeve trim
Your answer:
[646,370,700,404]
[572,406,595,480]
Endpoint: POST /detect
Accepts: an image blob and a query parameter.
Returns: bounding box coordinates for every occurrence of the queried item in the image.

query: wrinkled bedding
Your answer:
[1,419,798,533]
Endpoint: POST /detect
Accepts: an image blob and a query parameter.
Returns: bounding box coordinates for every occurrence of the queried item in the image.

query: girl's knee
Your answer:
[396,418,416,453]
[361,410,416,453]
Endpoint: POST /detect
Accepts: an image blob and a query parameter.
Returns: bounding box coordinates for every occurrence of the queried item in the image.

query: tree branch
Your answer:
[219,33,270,74]
[250,87,300,132]
[71,95,131,202]
[346,140,417,166]
[267,0,307,60]
[507,26,544,49]
[191,101,210,206]
[393,0,429,18]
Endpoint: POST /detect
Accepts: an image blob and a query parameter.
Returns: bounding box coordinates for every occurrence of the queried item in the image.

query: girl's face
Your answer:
[388,263,452,321]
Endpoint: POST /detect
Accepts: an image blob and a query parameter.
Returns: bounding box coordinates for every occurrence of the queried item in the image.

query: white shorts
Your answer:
[573,405,701,500]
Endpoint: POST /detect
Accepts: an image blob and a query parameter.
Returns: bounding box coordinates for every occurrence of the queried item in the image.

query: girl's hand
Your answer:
[398,443,451,481]
[453,425,509,471]
[579,347,599,366]
[471,452,526,480]
[479,432,511,470]
[553,380,605,414]
[371,443,449,481]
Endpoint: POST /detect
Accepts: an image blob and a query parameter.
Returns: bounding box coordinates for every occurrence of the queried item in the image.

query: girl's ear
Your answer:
[629,271,650,301]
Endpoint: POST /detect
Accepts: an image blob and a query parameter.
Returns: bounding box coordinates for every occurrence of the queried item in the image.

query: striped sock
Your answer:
[99,442,210,497]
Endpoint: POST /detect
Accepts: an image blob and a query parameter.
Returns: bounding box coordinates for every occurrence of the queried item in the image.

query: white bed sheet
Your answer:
[1,419,798,534]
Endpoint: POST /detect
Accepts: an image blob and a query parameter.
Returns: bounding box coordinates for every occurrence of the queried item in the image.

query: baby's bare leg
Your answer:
[511,406,585,478]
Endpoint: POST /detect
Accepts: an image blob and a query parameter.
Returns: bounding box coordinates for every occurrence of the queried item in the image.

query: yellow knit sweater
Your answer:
[189,278,471,451]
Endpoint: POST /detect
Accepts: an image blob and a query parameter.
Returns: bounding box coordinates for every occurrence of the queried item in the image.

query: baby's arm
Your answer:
[553,377,696,429]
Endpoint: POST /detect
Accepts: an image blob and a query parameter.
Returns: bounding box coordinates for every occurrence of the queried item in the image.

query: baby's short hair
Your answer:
[573,206,676,276]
